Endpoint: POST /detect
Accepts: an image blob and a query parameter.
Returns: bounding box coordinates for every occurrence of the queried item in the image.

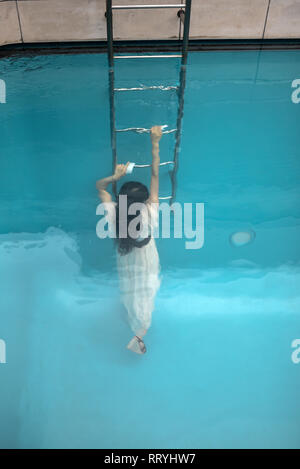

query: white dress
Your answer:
[106,201,161,337]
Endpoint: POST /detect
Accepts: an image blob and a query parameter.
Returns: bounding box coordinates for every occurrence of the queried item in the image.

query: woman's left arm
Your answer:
[96,162,130,203]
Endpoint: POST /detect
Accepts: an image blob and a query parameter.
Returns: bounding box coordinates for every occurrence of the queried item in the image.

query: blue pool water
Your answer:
[0,50,300,449]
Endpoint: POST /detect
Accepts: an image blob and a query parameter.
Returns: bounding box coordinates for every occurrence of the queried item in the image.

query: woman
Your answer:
[96,126,162,354]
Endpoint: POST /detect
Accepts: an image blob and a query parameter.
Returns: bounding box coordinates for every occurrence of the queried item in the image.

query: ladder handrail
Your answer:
[172,0,192,202]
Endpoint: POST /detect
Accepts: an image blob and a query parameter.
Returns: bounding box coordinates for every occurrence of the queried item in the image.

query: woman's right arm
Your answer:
[148,126,162,203]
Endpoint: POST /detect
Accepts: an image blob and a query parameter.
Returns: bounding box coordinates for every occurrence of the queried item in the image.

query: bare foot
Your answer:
[126,336,146,354]
[135,335,146,353]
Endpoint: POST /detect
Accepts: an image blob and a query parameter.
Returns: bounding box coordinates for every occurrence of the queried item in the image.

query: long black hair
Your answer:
[115,181,151,256]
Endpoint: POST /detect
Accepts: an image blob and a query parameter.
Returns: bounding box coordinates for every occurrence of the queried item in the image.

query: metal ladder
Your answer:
[106,0,192,203]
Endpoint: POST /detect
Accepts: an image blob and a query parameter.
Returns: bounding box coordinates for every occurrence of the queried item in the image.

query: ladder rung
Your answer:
[114,55,182,59]
[114,85,178,91]
[116,127,177,134]
[112,4,186,10]
[159,196,173,200]
[134,161,174,168]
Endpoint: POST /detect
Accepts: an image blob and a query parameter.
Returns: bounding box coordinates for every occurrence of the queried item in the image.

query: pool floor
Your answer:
[0,50,300,448]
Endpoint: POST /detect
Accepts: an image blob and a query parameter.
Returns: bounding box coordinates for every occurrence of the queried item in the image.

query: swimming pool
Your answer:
[0,49,299,449]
